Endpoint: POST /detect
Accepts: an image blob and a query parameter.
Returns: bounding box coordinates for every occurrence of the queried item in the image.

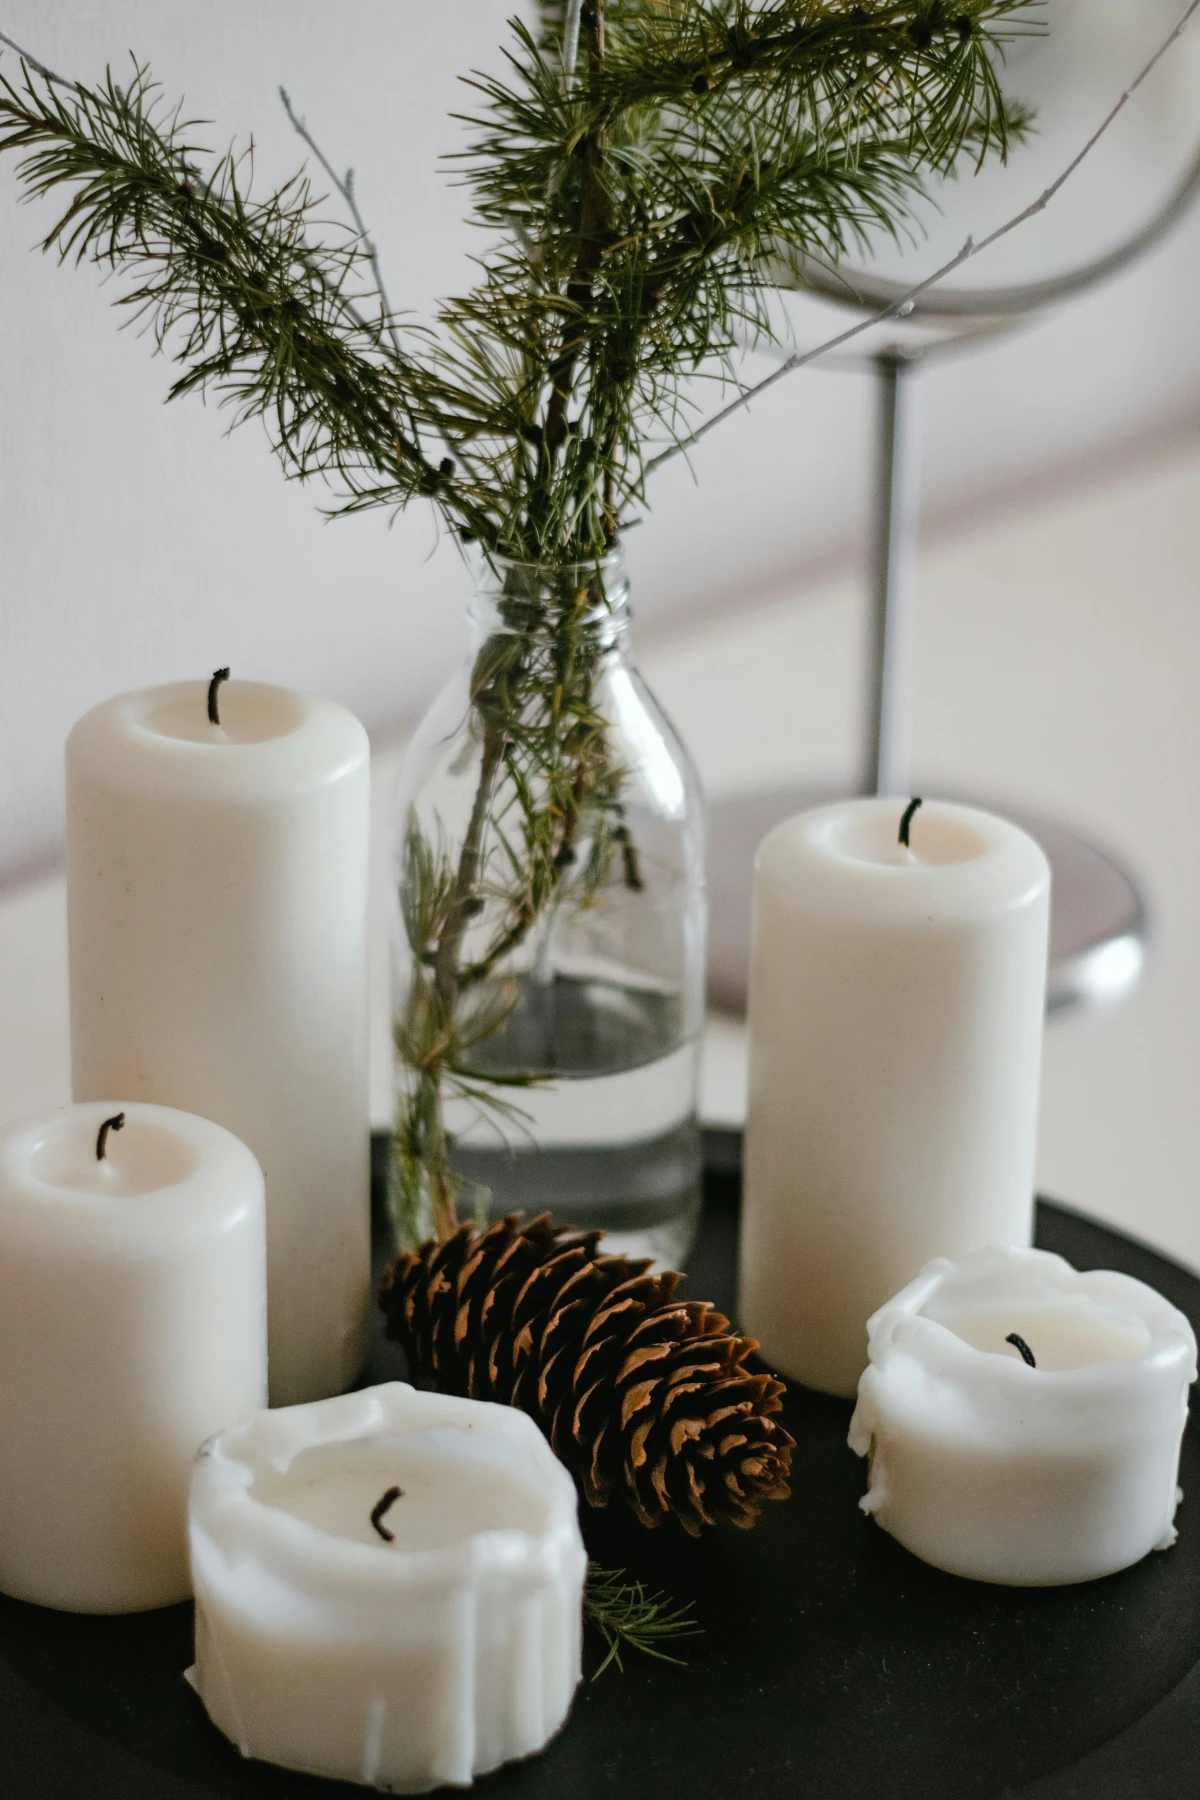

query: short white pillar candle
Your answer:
[67,677,371,1406]
[188,1383,587,1792]
[740,797,1050,1398]
[849,1246,1197,1586]
[0,1102,267,1613]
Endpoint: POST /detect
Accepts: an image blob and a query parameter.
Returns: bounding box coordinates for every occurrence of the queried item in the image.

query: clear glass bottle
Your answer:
[391,549,705,1266]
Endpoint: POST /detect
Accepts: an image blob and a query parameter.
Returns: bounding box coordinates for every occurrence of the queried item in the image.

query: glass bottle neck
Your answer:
[469,552,631,654]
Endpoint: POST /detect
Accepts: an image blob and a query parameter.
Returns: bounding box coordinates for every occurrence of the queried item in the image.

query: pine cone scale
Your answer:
[619,1379,662,1428]
[584,1418,614,1506]
[669,1416,704,1454]
[629,1416,655,1469]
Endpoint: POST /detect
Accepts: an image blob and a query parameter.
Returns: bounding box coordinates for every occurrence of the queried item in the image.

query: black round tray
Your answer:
[2,1134,1198,1800]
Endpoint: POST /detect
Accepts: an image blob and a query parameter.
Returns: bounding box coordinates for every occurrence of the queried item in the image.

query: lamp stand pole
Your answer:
[864,349,922,798]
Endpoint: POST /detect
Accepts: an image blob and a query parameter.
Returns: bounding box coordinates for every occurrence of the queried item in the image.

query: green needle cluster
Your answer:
[584,1562,702,1676]
[0,1,1035,561]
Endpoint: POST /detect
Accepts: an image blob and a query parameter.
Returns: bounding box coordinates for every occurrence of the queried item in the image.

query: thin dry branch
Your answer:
[0,25,66,87]
[277,84,405,366]
[645,0,1200,477]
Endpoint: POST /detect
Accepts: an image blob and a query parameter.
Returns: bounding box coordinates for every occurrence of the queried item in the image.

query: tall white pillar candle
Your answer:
[0,1102,267,1613]
[188,1384,586,1792]
[849,1246,1197,1585]
[67,678,371,1405]
[740,798,1050,1398]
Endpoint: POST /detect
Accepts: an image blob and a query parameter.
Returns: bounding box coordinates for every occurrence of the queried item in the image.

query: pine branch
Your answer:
[589,0,1036,161]
[646,0,1200,471]
[0,53,492,541]
[0,4,1049,561]
[4,4,1192,552]
[448,0,1036,555]
[584,1563,701,1677]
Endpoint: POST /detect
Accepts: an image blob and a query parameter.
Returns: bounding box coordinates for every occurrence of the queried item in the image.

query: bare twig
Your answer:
[961,0,1200,261]
[278,85,404,364]
[645,0,1200,477]
[0,26,70,88]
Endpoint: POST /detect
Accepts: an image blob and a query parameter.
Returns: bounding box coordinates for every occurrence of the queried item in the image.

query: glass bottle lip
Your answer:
[473,544,626,584]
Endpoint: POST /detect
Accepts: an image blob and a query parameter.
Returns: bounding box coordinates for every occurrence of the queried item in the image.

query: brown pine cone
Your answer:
[379,1215,794,1537]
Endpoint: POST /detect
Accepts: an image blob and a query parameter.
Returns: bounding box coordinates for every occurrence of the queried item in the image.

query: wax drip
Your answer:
[1005,1332,1036,1367]
[898,796,923,847]
[207,667,231,726]
[370,1486,404,1542]
[95,1112,125,1160]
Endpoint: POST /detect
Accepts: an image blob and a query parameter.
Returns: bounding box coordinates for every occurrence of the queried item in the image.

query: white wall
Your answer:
[2,2,1200,888]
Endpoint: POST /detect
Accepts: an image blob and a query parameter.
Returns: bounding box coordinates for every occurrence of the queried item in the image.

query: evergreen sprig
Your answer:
[438,0,1038,557]
[0,2,1035,560]
[584,1562,702,1676]
[0,58,492,533]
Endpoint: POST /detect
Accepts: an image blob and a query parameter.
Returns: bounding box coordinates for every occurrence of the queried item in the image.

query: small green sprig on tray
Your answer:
[584,1563,702,1677]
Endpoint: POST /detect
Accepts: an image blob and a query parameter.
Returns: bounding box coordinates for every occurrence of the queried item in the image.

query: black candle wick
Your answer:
[1005,1332,1037,1368]
[898,796,923,848]
[95,1112,126,1161]
[370,1486,404,1542]
[207,667,231,726]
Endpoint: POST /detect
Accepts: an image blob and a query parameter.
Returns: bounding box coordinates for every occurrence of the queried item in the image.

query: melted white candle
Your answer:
[0,1102,267,1613]
[849,1246,1197,1586]
[67,679,371,1406]
[741,797,1050,1398]
[187,1385,586,1793]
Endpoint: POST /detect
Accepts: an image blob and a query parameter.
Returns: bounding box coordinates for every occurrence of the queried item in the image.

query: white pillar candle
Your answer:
[0,1101,267,1613]
[67,678,371,1406]
[740,797,1050,1398]
[188,1383,586,1793]
[849,1246,1197,1585]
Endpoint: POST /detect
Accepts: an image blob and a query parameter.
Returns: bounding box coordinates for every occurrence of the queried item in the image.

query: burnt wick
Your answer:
[898,796,923,848]
[370,1486,404,1542]
[207,667,231,726]
[95,1112,126,1161]
[1006,1332,1037,1368]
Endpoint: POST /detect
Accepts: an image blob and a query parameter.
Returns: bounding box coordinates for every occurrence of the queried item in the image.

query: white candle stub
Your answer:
[0,1102,267,1613]
[187,1383,587,1792]
[849,1246,1197,1586]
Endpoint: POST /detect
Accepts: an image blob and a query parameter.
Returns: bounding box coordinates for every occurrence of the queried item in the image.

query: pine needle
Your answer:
[583,1562,702,1678]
